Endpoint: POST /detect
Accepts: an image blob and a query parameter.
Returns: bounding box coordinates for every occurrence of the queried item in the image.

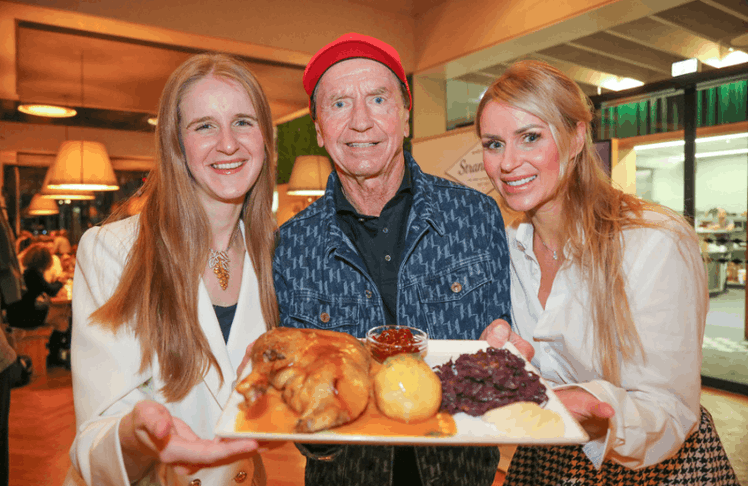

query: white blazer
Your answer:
[68,216,266,486]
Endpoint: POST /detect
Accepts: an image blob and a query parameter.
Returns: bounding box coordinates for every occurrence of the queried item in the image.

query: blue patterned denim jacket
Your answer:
[274,152,511,339]
[273,153,512,486]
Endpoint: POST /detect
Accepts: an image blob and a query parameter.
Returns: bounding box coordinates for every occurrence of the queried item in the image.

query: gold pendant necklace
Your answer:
[209,249,230,290]
[209,227,237,290]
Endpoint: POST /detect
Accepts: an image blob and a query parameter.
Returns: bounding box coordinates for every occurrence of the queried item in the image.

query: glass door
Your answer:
[593,71,748,393]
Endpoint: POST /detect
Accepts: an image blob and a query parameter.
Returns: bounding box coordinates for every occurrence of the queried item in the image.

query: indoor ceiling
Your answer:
[1,0,746,133]
[347,0,449,17]
[1,21,308,132]
[452,0,748,97]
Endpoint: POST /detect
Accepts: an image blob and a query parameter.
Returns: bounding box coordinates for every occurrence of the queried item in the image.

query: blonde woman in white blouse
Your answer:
[477,60,738,485]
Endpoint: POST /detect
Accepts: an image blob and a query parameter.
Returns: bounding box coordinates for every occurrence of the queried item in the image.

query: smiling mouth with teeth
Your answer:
[346,142,378,147]
[505,175,537,186]
[212,161,244,170]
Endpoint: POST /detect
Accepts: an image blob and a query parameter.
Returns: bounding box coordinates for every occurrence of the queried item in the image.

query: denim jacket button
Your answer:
[365,290,373,298]
[451,282,462,293]
[320,312,331,323]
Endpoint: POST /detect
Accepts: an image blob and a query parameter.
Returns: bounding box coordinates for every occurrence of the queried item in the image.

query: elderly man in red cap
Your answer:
[273,33,530,486]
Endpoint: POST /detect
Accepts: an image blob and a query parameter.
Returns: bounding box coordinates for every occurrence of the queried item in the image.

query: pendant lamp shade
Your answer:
[40,165,96,200]
[287,155,332,196]
[40,189,95,200]
[26,194,60,216]
[47,141,119,191]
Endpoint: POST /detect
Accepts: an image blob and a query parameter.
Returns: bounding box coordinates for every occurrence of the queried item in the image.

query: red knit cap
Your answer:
[303,32,412,117]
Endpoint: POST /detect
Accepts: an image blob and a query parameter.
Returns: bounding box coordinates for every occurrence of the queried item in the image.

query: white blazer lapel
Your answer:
[226,251,267,369]
[198,245,268,409]
[197,280,236,408]
[226,222,267,374]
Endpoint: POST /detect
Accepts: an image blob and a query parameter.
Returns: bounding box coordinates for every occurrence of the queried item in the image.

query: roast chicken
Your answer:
[235,327,373,433]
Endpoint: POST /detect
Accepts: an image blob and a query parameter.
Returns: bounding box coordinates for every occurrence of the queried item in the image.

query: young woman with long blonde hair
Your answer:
[478,60,738,485]
[68,53,278,486]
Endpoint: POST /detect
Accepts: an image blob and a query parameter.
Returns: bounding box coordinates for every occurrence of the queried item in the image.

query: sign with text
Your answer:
[445,141,495,194]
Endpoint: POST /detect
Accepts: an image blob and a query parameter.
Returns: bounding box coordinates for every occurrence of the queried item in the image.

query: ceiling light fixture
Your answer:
[47,51,120,192]
[40,167,96,200]
[26,194,60,216]
[40,190,95,200]
[18,104,76,118]
[702,50,748,69]
[672,58,701,77]
[600,77,644,92]
[47,140,119,191]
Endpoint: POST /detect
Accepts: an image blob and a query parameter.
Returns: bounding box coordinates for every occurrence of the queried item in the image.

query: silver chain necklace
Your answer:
[537,233,560,261]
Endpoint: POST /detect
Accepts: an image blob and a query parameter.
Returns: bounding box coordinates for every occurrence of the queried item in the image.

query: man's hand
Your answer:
[480,319,535,361]
[554,388,615,440]
[119,400,260,478]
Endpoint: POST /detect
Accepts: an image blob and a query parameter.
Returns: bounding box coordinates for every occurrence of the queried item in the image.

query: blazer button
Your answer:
[189,480,201,486]
[234,471,248,483]
[320,312,330,323]
[451,282,462,293]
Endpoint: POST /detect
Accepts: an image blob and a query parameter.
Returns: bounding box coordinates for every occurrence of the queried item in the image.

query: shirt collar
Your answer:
[333,162,412,217]
[513,220,571,261]
[514,221,535,254]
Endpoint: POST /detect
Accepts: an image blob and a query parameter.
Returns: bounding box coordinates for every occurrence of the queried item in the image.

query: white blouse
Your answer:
[507,212,707,470]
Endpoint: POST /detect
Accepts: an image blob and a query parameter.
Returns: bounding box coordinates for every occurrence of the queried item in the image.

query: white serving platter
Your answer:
[215,340,589,445]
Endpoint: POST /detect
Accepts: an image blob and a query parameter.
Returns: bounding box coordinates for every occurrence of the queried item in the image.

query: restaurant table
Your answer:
[9,325,54,377]
[47,296,72,332]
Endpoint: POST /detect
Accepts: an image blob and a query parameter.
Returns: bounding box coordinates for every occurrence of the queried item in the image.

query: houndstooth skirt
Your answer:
[504,406,740,485]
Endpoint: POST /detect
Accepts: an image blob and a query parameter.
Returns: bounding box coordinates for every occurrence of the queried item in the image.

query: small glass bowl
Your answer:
[366,325,428,363]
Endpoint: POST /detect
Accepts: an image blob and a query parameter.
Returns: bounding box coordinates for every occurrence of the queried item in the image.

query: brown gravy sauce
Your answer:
[235,389,457,438]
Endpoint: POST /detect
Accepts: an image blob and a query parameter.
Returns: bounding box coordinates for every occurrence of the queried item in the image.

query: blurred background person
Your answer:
[52,229,72,256]
[708,208,735,231]
[6,243,65,330]
[34,234,65,283]
[53,230,75,276]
